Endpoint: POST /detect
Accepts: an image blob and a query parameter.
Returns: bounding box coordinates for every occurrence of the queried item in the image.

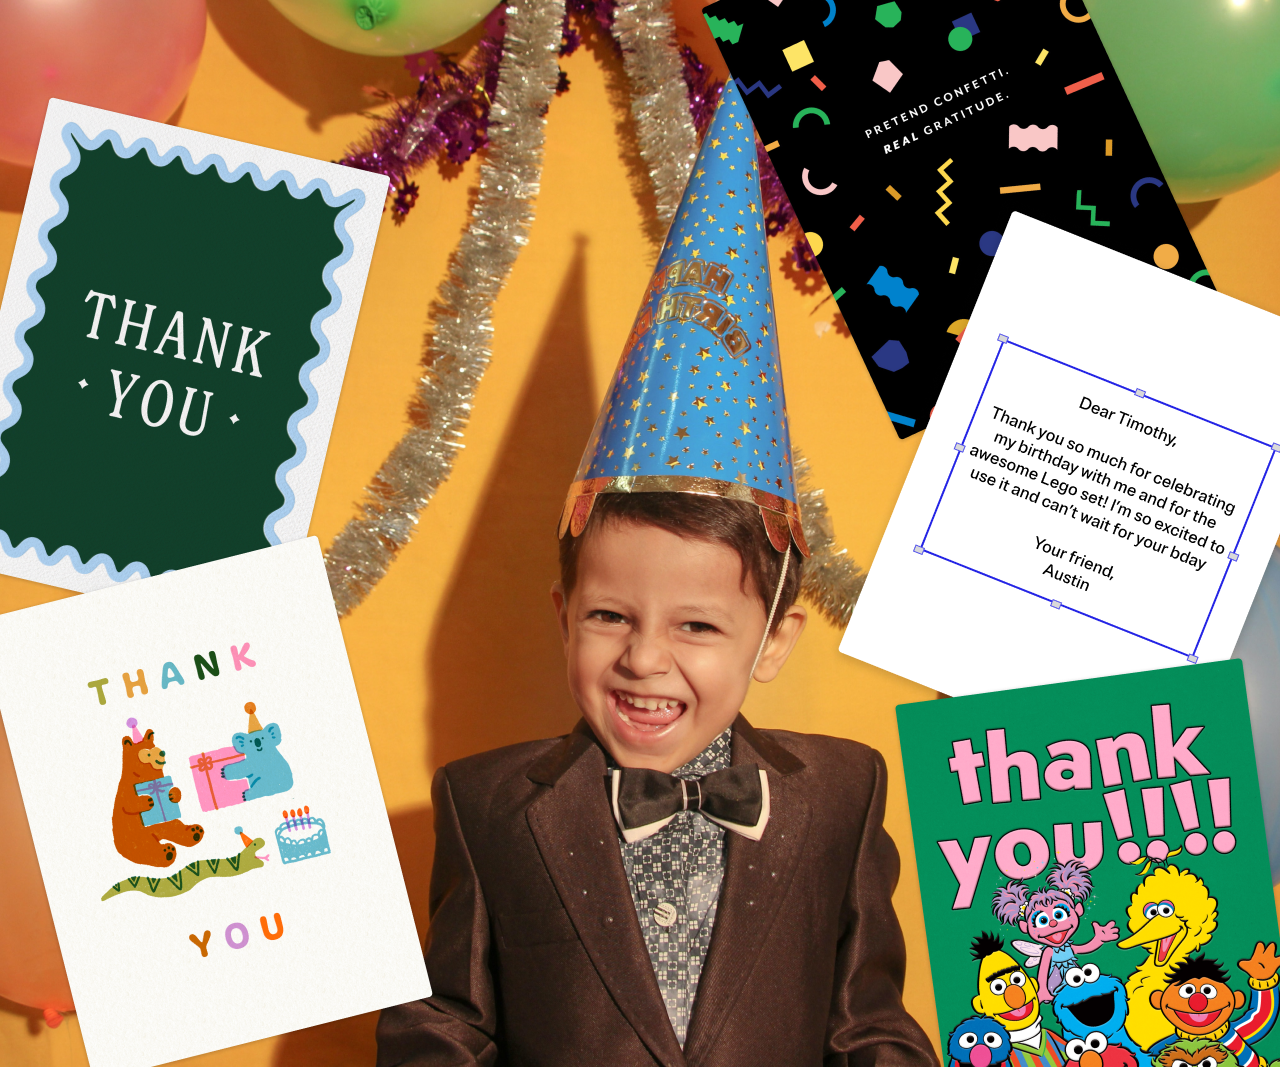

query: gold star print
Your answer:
[698,347,711,359]
[665,456,680,468]
[734,224,745,235]
[682,235,693,246]
[632,463,641,472]
[720,382,731,392]
[662,353,671,362]
[624,419,632,427]
[648,423,657,432]
[706,214,716,223]
[726,247,739,260]
[726,189,737,198]
[692,396,707,409]
[758,371,768,383]
[710,138,721,148]
[689,365,700,375]
[725,295,735,306]
[695,168,705,177]
[669,391,679,401]
[653,339,665,351]
[719,152,729,160]
[705,416,715,425]
[750,202,758,214]
[624,446,634,458]
[692,249,701,258]
[639,370,649,381]
[739,421,750,434]
[675,427,690,439]
[746,396,757,408]
[607,449,613,457]
[713,461,723,471]
[760,324,769,337]
[629,398,640,410]
[735,121,743,130]
[746,281,754,291]
[732,438,742,448]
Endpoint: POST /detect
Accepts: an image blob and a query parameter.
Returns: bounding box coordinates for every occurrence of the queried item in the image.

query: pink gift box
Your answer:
[188,747,247,812]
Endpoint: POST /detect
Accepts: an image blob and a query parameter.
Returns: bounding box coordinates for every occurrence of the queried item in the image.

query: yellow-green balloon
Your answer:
[1087,0,1280,203]
[267,0,493,57]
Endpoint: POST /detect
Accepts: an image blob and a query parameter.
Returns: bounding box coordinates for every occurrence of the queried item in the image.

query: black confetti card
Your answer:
[703,0,1208,437]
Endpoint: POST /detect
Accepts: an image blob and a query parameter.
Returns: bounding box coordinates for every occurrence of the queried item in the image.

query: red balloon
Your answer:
[0,717,73,1024]
[0,0,207,167]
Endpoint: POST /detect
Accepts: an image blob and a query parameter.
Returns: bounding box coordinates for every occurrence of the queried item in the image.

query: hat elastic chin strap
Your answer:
[749,543,792,681]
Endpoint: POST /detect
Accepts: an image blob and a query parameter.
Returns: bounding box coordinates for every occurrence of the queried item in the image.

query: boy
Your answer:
[377,83,937,1067]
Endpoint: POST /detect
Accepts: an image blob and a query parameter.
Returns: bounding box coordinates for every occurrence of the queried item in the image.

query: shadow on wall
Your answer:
[426,235,599,773]
[206,0,418,131]
[272,806,435,1067]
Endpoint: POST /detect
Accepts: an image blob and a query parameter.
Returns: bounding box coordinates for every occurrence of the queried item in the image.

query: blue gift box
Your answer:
[135,777,181,826]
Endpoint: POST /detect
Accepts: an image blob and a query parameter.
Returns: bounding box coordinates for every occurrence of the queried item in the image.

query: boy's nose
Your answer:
[621,631,671,676]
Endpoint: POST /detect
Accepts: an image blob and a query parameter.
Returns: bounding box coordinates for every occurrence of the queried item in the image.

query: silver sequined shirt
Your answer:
[615,729,730,1046]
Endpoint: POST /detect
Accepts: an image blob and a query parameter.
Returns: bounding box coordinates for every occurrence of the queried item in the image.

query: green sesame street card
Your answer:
[898,661,1280,1067]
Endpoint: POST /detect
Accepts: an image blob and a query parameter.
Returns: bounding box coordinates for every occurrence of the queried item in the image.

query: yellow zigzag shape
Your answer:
[935,158,954,226]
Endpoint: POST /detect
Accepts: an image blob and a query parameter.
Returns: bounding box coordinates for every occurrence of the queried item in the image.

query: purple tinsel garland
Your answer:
[337,1,815,273]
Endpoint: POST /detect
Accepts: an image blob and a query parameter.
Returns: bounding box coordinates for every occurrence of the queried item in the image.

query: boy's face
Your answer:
[552,519,805,773]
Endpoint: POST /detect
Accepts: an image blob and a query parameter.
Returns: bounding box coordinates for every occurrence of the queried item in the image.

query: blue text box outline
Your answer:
[918,337,1275,661]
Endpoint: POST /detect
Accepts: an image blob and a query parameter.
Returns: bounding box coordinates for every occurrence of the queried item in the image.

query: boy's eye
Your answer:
[679,621,719,634]
[588,610,626,624]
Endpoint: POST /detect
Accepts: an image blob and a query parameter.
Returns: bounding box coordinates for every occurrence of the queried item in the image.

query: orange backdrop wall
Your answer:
[3,3,1280,1065]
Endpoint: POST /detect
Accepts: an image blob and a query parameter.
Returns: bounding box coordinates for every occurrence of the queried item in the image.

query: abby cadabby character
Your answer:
[993,860,1120,1002]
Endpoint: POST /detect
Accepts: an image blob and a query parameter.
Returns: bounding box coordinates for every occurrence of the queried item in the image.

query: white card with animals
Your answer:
[0,538,429,1067]
[842,214,1280,696]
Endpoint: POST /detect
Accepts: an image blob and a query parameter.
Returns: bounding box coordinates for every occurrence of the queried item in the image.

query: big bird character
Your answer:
[1120,865,1219,1050]
[1146,949,1280,1067]
[971,932,1070,1067]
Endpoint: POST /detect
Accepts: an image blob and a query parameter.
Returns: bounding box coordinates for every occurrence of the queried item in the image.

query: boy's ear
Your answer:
[751,602,807,683]
[550,581,570,651]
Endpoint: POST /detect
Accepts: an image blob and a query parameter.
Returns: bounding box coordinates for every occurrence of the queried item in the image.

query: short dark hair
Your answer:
[558,492,802,628]
[1167,955,1230,986]
[971,932,1005,961]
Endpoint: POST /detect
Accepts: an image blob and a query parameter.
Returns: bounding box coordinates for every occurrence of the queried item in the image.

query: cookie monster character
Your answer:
[221,702,292,801]
[1053,963,1148,1067]
[949,1017,1013,1067]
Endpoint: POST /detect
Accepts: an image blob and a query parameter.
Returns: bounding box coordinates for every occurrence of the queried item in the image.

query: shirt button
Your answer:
[653,902,678,927]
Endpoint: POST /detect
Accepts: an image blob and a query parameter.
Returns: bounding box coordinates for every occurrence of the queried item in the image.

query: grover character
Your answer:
[221,702,292,801]
[994,860,1120,1001]
[949,1017,1013,1067]
[374,81,939,1067]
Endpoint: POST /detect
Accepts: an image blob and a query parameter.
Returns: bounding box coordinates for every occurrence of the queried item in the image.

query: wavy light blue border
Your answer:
[3,122,365,582]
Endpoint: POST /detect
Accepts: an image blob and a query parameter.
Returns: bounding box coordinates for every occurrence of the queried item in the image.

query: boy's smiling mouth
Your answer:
[611,689,687,733]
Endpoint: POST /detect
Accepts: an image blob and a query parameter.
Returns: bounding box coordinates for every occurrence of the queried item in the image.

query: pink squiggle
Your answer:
[1009,124,1059,151]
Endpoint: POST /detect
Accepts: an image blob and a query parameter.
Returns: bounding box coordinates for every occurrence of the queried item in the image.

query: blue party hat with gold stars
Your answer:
[559,80,808,557]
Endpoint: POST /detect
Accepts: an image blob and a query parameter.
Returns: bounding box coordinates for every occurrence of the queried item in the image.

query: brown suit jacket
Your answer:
[377,716,939,1067]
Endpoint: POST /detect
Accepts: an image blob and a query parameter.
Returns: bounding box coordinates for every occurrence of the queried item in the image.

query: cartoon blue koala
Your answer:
[221,703,293,802]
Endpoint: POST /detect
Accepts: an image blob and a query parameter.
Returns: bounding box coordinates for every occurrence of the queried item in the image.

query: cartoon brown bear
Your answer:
[113,727,204,867]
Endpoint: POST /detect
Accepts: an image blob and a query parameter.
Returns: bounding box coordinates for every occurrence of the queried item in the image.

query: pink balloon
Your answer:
[0,717,73,1023]
[0,0,207,167]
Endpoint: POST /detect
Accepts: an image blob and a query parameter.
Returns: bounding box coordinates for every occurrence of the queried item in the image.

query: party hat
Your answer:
[559,80,809,556]
[125,717,143,743]
[244,702,262,732]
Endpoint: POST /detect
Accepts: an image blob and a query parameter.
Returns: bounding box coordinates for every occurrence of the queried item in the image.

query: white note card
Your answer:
[0,539,428,1067]
[842,214,1280,696]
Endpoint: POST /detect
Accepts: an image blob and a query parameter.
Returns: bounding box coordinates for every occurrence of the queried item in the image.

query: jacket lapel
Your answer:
[526,723,686,1067]
[682,718,811,1063]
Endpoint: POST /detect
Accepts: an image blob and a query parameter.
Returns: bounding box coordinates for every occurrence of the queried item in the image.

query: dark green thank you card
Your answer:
[0,99,387,591]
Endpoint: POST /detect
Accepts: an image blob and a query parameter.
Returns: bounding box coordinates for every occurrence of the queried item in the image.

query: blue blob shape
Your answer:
[887,411,916,426]
[872,340,909,372]
[952,13,980,35]
[947,1017,1011,1067]
[979,230,1003,256]
[736,77,781,98]
[867,265,919,310]
[1130,176,1164,207]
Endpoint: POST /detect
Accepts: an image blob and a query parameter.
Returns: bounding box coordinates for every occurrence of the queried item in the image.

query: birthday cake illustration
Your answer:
[273,806,330,864]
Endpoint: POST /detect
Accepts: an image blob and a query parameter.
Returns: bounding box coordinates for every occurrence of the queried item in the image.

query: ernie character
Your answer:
[971,932,1071,1067]
[375,81,939,1067]
[1148,948,1280,1067]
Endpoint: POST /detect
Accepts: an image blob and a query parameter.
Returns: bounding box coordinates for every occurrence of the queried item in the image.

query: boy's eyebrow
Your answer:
[984,964,1022,982]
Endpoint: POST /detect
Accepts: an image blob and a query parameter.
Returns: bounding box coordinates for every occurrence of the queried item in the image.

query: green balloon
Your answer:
[1087,0,1280,202]
[267,0,492,57]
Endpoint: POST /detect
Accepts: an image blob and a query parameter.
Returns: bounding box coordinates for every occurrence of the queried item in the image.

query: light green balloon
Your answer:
[1086,0,1280,203]
[267,0,492,57]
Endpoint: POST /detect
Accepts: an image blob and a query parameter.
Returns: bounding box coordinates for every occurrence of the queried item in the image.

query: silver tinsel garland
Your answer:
[324,0,565,615]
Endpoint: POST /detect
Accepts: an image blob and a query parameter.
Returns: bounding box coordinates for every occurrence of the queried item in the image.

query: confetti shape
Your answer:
[867,265,918,311]
[875,2,902,28]
[1009,124,1058,151]
[948,27,973,51]
[872,60,903,92]
[952,13,980,35]
[783,40,815,71]
[704,14,743,44]
[872,340,909,372]
[736,77,781,98]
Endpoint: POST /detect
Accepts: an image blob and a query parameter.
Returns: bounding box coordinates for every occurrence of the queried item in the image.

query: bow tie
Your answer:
[610,764,770,843]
